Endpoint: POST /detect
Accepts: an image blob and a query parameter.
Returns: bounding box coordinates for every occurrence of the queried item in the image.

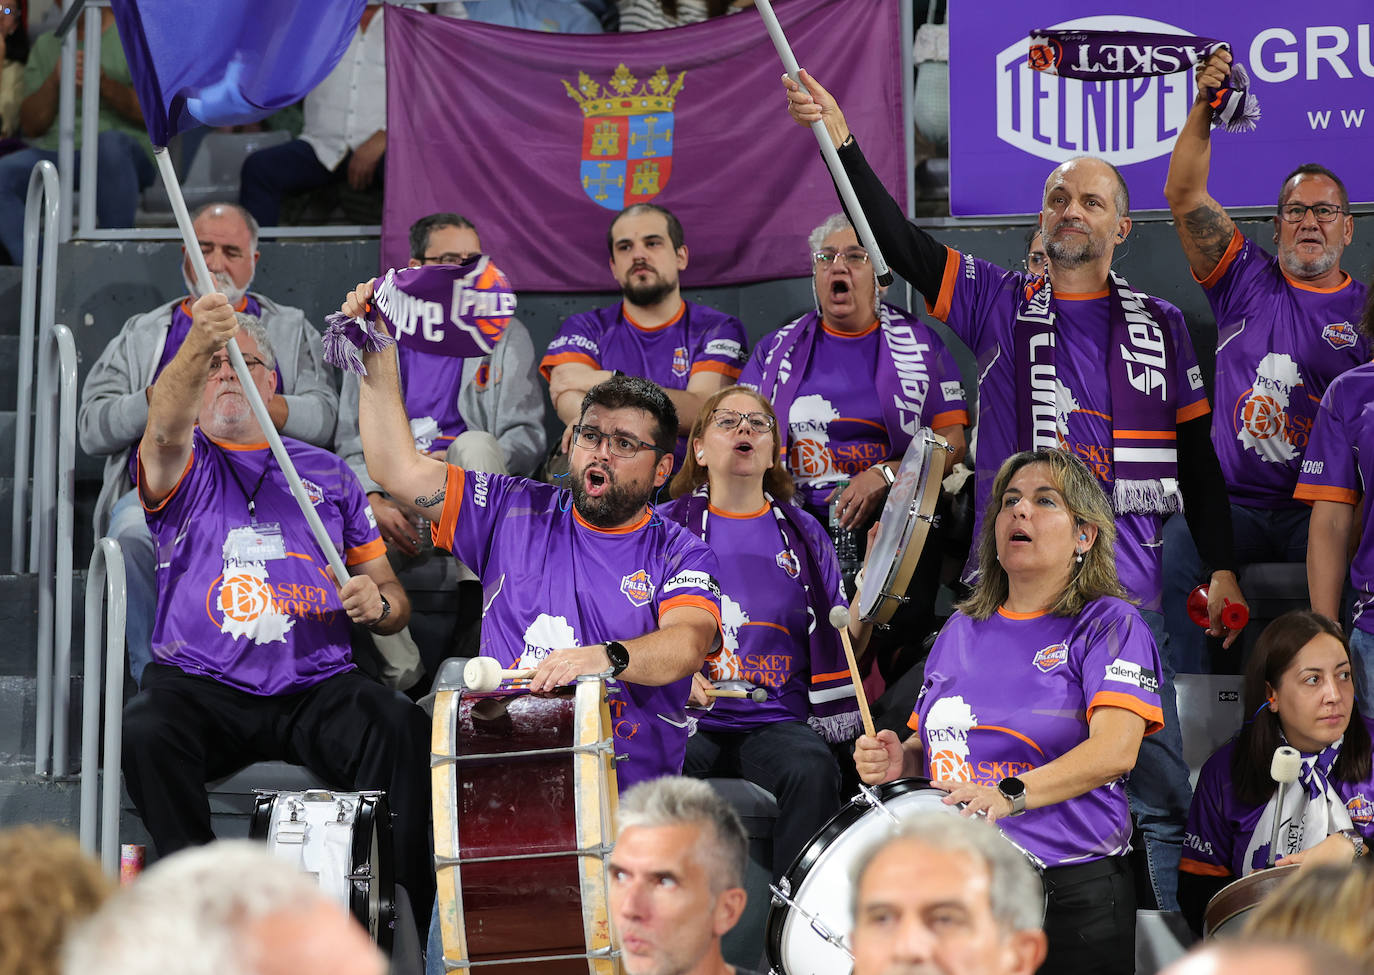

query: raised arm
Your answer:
[1163,49,1239,281]
[346,280,450,523]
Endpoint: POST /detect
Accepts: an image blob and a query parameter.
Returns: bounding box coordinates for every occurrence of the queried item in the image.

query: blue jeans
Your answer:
[238,137,334,227]
[1350,626,1374,714]
[1161,504,1309,675]
[108,488,157,686]
[1126,609,1191,912]
[0,131,155,264]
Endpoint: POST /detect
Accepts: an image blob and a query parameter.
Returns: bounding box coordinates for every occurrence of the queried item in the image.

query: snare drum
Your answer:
[1203,864,1301,938]
[250,790,395,950]
[766,779,958,975]
[431,679,619,974]
[857,429,948,624]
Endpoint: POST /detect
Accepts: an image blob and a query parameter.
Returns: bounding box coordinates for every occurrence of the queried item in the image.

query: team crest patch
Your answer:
[671,346,689,378]
[1032,642,1068,673]
[301,479,325,507]
[1323,322,1359,350]
[1348,794,1374,825]
[620,569,654,607]
[563,64,685,210]
[775,550,800,579]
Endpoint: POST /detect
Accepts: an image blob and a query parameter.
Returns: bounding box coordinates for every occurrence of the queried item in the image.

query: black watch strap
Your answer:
[605,640,630,677]
[368,594,392,630]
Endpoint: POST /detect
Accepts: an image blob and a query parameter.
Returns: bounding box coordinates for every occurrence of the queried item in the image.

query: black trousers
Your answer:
[123,664,433,931]
[1039,856,1136,975]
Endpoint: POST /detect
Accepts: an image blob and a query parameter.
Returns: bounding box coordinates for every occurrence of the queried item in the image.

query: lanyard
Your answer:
[220,445,274,524]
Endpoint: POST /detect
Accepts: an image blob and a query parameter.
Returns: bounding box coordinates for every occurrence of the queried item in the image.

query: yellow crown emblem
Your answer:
[562,64,687,117]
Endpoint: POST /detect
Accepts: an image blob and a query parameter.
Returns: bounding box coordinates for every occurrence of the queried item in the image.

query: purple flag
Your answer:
[382,0,905,292]
[110,0,365,146]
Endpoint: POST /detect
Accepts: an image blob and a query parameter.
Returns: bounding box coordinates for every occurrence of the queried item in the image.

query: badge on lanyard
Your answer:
[226,523,286,562]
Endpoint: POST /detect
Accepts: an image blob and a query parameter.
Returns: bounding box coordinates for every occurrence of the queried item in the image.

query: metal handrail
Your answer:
[33,324,78,777]
[11,161,60,574]
[78,4,101,236]
[80,538,126,876]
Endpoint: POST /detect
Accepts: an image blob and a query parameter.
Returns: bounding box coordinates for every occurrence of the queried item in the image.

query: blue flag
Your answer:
[110,0,365,146]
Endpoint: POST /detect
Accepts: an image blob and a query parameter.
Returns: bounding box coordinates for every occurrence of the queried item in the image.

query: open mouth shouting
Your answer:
[583,464,613,498]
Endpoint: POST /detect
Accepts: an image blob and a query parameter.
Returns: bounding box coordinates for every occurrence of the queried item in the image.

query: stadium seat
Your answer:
[1174,673,1244,789]
[141,130,292,216]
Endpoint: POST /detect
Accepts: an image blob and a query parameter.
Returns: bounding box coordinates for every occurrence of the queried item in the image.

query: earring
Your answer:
[695,451,704,462]
[1074,550,1083,564]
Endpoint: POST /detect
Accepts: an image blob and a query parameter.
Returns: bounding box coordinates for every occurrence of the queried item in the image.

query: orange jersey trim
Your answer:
[661,593,723,627]
[1088,691,1165,736]
[930,409,969,430]
[997,606,1049,621]
[927,246,961,322]
[204,433,271,452]
[690,360,743,378]
[907,711,921,733]
[1177,399,1212,423]
[707,502,771,520]
[1195,229,1244,289]
[539,350,599,381]
[1294,484,1360,505]
[1283,270,1354,294]
[573,506,652,535]
[1055,289,1111,301]
[1179,857,1231,878]
[624,301,686,333]
[822,319,880,338]
[430,465,467,551]
[345,537,387,566]
[139,451,195,513]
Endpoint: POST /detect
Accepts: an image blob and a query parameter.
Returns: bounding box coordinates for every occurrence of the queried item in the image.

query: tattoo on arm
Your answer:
[415,486,446,509]
[1182,203,1234,266]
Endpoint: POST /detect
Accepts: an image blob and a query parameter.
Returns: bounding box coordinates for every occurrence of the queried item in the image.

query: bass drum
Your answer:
[766,779,957,975]
[1204,864,1301,938]
[250,789,396,951]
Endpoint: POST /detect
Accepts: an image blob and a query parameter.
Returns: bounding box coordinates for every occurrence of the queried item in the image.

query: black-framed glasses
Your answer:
[710,409,775,433]
[813,248,871,270]
[571,425,665,460]
[1277,203,1347,224]
[208,353,268,376]
[421,252,482,266]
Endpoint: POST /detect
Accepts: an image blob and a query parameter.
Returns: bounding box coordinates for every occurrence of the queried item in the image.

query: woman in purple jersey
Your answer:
[660,385,869,880]
[855,449,1163,975]
[1178,611,1372,935]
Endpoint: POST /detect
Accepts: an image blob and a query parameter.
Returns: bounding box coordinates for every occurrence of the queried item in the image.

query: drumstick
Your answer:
[463,656,533,693]
[1266,745,1302,867]
[705,687,768,702]
[828,605,875,738]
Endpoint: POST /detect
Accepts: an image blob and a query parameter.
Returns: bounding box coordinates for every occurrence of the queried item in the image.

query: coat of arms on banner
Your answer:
[563,64,686,210]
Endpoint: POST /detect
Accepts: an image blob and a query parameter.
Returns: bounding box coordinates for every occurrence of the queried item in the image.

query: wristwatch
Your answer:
[997,776,1027,816]
[604,640,630,678]
[1340,828,1366,859]
[368,594,391,630]
[872,463,896,487]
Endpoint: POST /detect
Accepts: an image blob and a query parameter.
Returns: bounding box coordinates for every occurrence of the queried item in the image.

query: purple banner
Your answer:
[382,0,904,292]
[950,5,1374,216]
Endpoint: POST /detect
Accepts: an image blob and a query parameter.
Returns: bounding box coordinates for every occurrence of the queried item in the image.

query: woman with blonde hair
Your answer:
[854,448,1164,975]
[1243,862,1374,969]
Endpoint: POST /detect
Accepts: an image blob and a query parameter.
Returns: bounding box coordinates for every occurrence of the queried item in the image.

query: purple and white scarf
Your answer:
[1243,737,1352,873]
[322,259,517,374]
[1015,270,1182,515]
[1028,29,1260,133]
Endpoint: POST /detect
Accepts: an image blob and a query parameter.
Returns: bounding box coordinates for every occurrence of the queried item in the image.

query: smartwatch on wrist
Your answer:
[873,463,896,487]
[604,640,630,678]
[997,776,1027,816]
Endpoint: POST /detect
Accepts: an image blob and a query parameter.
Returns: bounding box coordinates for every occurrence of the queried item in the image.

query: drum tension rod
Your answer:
[443,946,620,970]
[854,783,902,827]
[767,881,853,960]
[434,844,614,867]
[431,739,614,767]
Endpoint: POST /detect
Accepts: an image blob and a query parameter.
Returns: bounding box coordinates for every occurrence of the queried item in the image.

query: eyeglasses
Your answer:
[1025,251,1049,272]
[813,248,871,270]
[710,409,775,433]
[207,353,268,376]
[1277,203,1347,224]
[421,252,482,266]
[571,425,665,460]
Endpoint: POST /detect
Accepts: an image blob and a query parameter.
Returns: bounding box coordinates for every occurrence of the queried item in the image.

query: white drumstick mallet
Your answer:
[463,656,533,693]
[829,605,875,738]
[1266,744,1302,867]
[706,686,768,703]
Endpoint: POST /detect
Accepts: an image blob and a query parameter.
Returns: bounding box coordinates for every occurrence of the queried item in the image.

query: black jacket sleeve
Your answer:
[1177,412,1236,575]
[1177,870,1230,938]
[836,137,949,307]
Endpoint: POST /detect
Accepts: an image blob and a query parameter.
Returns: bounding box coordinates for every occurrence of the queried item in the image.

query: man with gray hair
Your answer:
[78,201,337,687]
[849,814,1046,975]
[120,294,431,934]
[62,841,386,975]
[609,776,756,975]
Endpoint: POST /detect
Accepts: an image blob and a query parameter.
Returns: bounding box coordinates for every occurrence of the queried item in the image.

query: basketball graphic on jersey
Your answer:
[925,696,977,782]
[1236,352,1301,463]
[705,593,747,681]
[215,562,294,644]
[518,613,578,669]
[788,394,841,480]
[411,416,441,453]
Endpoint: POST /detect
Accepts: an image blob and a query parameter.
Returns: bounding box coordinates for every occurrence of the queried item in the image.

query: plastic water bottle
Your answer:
[1187,584,1249,631]
[828,480,862,596]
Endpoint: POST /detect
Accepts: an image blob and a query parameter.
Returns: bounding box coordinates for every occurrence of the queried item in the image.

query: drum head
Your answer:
[857,430,945,623]
[1204,864,1300,938]
[766,779,953,975]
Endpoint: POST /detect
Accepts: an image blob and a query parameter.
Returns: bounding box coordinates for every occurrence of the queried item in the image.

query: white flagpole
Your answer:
[753,0,894,286]
[153,147,350,585]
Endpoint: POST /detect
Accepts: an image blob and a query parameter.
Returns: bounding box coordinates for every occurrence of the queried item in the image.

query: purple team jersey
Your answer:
[908,598,1164,866]
[139,429,385,695]
[658,498,845,730]
[1181,717,1374,880]
[1295,362,1374,634]
[432,467,724,790]
[155,296,274,385]
[738,314,968,521]
[1200,231,1371,508]
[398,345,468,452]
[929,249,1210,611]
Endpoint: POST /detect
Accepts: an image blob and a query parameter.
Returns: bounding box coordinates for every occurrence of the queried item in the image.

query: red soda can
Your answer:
[119,844,145,885]
[1187,585,1249,631]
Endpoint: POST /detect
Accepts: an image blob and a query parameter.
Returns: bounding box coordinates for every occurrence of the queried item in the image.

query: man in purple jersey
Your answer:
[784,71,1244,913]
[79,202,338,687]
[121,296,431,931]
[1296,306,1374,705]
[1162,48,1372,673]
[542,203,748,469]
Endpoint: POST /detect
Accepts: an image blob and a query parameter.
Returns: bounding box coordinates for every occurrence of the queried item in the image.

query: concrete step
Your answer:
[0,573,95,677]
[0,266,21,336]
[0,674,89,770]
